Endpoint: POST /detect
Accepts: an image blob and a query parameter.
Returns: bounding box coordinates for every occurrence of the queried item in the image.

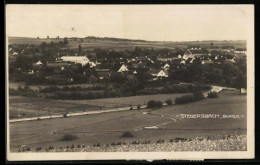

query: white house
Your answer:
[117,64,129,72]
[149,69,168,78]
[157,70,168,78]
[60,56,89,66]
[183,48,210,59]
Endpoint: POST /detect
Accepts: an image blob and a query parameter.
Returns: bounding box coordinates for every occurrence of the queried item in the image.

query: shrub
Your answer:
[175,91,204,104]
[121,131,134,138]
[60,134,77,141]
[137,105,141,109]
[147,100,163,108]
[193,91,204,101]
[208,91,218,98]
[71,144,74,149]
[147,100,156,108]
[36,147,42,151]
[155,101,163,107]
[165,99,173,105]
[175,95,194,104]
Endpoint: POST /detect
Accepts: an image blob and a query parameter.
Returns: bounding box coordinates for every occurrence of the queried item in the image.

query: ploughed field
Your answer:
[9,90,246,152]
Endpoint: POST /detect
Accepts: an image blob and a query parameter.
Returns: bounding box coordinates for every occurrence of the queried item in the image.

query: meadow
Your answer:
[9,91,246,152]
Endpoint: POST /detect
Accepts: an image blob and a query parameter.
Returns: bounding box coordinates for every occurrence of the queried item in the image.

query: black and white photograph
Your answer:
[6,4,254,161]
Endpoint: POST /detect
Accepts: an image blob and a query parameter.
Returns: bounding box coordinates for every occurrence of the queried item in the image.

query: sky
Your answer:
[6,5,253,41]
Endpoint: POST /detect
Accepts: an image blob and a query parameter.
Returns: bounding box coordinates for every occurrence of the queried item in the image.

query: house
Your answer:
[148,69,168,80]
[183,48,210,59]
[117,64,129,72]
[60,56,89,66]
[157,53,179,62]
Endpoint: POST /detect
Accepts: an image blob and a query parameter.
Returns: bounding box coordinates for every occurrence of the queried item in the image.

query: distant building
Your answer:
[148,69,168,80]
[183,48,210,59]
[60,56,89,66]
[157,54,179,62]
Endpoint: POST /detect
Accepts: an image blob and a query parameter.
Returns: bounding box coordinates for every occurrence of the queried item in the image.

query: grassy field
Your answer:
[9,93,189,119]
[8,37,246,50]
[9,90,247,152]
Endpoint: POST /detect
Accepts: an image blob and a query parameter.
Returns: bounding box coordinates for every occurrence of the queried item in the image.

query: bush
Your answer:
[175,91,204,104]
[147,100,163,108]
[165,99,173,105]
[193,91,204,101]
[175,95,194,104]
[36,147,42,151]
[60,134,77,141]
[63,113,68,118]
[121,131,134,138]
[208,91,218,98]
[155,101,163,107]
[147,100,156,108]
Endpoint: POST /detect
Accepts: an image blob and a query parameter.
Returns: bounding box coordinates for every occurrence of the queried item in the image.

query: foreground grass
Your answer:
[18,134,246,152]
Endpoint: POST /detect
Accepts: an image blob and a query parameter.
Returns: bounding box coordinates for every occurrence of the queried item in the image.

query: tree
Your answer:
[78,44,82,53]
[124,75,139,94]
[211,42,213,47]
[89,75,97,87]
[47,36,49,39]
[64,37,69,44]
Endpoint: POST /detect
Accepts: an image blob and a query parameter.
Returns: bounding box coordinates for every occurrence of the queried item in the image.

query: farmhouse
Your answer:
[148,69,168,79]
[183,48,210,59]
[157,54,178,62]
[60,56,90,66]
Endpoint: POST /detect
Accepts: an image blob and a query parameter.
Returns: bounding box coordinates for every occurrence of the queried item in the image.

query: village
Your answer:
[8,38,247,91]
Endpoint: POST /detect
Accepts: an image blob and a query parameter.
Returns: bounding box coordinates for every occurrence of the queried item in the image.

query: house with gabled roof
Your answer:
[183,48,210,59]
[148,69,168,80]
[117,64,129,72]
